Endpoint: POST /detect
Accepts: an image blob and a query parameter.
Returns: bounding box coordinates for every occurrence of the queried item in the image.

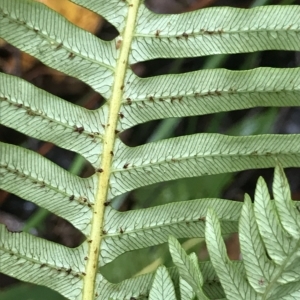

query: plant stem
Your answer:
[83,1,140,299]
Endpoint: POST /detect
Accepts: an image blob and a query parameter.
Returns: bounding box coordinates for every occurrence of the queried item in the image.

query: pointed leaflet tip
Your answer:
[254,168,290,265]
[240,193,274,294]
[206,207,256,299]
[168,235,208,300]
[273,164,300,239]
[149,265,176,300]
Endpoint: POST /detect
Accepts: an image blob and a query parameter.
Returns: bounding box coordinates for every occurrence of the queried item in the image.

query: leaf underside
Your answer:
[1,0,300,299]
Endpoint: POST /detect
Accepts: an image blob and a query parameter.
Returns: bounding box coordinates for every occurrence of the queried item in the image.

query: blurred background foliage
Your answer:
[1,0,300,298]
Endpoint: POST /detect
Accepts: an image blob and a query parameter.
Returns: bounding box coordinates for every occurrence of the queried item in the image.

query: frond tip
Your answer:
[205,164,300,299]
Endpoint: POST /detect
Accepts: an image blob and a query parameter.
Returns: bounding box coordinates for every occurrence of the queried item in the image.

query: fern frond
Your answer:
[121,68,300,128]
[179,277,195,300]
[132,5,300,61]
[0,225,86,299]
[98,198,240,265]
[0,0,116,96]
[0,73,104,166]
[1,0,300,299]
[149,265,177,300]
[206,165,300,299]
[0,142,94,233]
[71,0,127,31]
[168,236,208,299]
[111,134,300,197]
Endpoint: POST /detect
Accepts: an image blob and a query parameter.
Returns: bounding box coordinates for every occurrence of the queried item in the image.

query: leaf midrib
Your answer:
[135,28,299,38]
[123,89,299,105]
[112,152,296,173]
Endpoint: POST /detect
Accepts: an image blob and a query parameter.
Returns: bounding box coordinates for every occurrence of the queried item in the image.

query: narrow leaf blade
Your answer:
[205,209,257,299]
[254,176,294,264]
[101,199,241,265]
[111,134,300,197]
[239,194,277,293]
[149,265,176,300]
[273,165,300,238]
[179,277,195,300]
[168,235,208,299]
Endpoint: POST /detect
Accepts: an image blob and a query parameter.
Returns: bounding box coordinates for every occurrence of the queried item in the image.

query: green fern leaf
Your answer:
[273,166,300,238]
[1,0,300,299]
[149,265,177,300]
[206,208,258,299]
[121,68,300,128]
[71,0,127,31]
[239,194,277,294]
[0,0,116,97]
[132,5,300,61]
[0,142,94,233]
[179,277,195,300]
[0,225,87,299]
[168,235,209,299]
[206,165,300,299]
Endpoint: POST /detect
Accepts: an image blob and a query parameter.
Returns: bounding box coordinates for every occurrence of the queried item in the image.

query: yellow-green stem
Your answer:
[83,1,140,299]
